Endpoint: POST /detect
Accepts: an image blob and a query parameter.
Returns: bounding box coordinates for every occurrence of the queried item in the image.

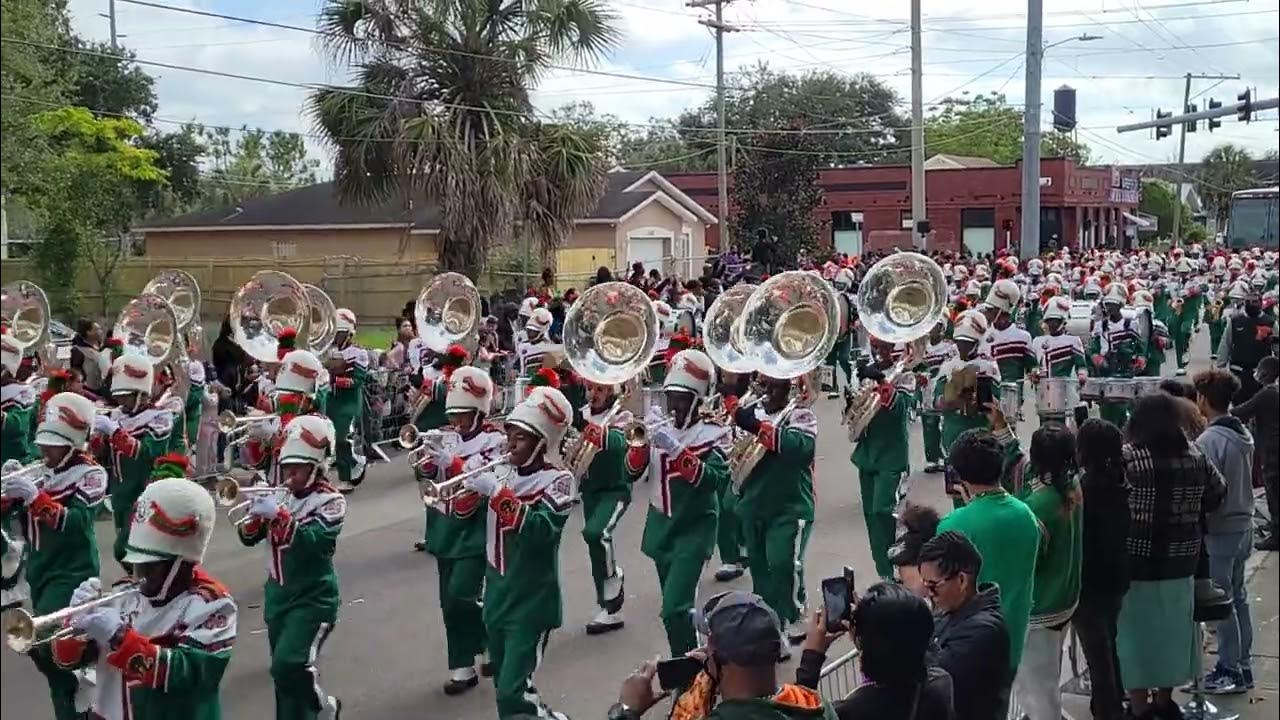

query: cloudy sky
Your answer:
[67,0,1280,171]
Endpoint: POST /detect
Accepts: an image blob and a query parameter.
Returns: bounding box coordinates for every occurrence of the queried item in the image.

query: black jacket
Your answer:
[796,651,955,720]
[1233,383,1279,469]
[1079,469,1131,600]
[932,584,1011,720]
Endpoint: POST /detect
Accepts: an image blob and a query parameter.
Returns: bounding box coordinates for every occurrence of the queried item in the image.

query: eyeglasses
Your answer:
[922,573,958,595]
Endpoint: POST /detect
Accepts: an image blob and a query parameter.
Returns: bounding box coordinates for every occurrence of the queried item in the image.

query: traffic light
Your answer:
[1155,109,1173,139]
[1185,103,1197,133]
[1237,89,1252,122]
[1208,98,1223,130]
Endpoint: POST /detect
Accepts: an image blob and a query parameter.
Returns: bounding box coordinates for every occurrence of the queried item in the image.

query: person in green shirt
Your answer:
[461,385,575,720]
[850,337,914,580]
[936,402,1042,672]
[1012,424,1083,720]
[2,392,106,720]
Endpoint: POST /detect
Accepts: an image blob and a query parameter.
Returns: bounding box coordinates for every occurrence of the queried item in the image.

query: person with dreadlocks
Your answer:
[326,308,370,493]
[237,414,345,720]
[2,392,107,719]
[2,325,38,464]
[411,343,469,552]
[418,366,502,694]
[92,354,179,568]
[52,474,236,720]
[466,385,575,719]
[631,349,731,655]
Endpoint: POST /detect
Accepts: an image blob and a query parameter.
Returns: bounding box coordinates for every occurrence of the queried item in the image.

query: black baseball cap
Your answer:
[693,591,785,666]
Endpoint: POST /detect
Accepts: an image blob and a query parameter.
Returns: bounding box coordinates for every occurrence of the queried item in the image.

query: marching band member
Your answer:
[648,301,675,385]
[917,318,956,473]
[52,476,236,720]
[464,386,574,720]
[1088,284,1144,428]
[850,337,915,581]
[823,267,857,398]
[1132,290,1171,377]
[94,354,177,567]
[935,310,1001,455]
[732,365,818,644]
[420,366,502,694]
[2,326,37,464]
[1030,296,1088,426]
[236,414,345,720]
[982,279,1034,415]
[517,308,558,378]
[629,349,729,654]
[713,371,750,582]
[1171,257,1202,374]
[240,349,328,486]
[326,309,369,493]
[411,345,475,552]
[183,338,207,458]
[576,379,635,635]
[3,392,106,719]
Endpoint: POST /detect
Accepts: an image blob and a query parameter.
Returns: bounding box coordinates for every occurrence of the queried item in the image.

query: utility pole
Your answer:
[909,0,926,251]
[1019,0,1044,261]
[108,0,118,50]
[1170,73,1240,247]
[690,0,737,252]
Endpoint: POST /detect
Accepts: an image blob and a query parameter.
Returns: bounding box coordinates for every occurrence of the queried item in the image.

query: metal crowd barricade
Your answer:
[817,647,861,701]
[361,367,412,460]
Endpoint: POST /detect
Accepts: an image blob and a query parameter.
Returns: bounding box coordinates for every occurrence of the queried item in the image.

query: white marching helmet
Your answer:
[526,307,553,335]
[335,308,357,334]
[984,279,1022,315]
[833,267,856,292]
[1132,290,1155,310]
[519,296,540,319]
[276,349,324,395]
[1027,258,1044,277]
[653,301,676,336]
[505,386,574,461]
[278,414,336,469]
[1042,296,1073,322]
[1103,282,1129,306]
[35,392,95,448]
[964,280,982,297]
[953,265,969,280]
[953,310,989,343]
[664,349,717,398]
[1228,281,1253,301]
[446,366,495,415]
[110,354,154,396]
[0,326,20,377]
[973,264,991,281]
[122,478,216,565]
[1174,257,1193,273]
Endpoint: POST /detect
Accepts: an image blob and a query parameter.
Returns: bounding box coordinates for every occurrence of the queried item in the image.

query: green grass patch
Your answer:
[354,328,396,350]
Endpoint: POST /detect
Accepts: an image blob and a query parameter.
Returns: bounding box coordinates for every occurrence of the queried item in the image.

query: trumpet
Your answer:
[2,582,140,653]
[398,425,460,451]
[218,410,278,446]
[422,453,513,504]
[213,477,289,526]
[1,460,46,484]
[620,413,676,448]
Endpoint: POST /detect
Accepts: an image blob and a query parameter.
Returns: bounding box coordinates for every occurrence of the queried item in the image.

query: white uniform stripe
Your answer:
[306,621,335,708]
[601,500,626,581]
[792,518,808,616]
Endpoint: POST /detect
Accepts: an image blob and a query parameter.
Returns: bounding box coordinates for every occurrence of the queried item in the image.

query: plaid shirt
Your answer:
[1123,443,1227,582]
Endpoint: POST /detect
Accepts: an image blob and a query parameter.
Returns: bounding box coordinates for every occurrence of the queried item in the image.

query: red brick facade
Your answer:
[666,158,1141,255]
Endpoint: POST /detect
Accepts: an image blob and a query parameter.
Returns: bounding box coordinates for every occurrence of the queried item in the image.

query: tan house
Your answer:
[139,169,717,286]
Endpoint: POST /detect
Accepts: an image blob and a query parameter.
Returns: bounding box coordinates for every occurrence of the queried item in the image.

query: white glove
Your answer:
[1,476,39,504]
[432,449,455,471]
[248,493,281,521]
[650,425,682,455]
[1,459,21,476]
[644,406,668,426]
[461,470,501,497]
[93,413,119,437]
[71,607,124,647]
[69,577,103,607]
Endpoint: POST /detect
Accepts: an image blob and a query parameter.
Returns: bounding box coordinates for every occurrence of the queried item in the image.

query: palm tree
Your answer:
[308,0,620,276]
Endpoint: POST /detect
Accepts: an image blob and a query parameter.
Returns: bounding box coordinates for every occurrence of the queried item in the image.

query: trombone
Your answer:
[214,477,289,526]
[1,582,141,653]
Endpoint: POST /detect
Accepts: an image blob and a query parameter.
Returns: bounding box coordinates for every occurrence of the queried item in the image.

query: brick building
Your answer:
[665,156,1143,256]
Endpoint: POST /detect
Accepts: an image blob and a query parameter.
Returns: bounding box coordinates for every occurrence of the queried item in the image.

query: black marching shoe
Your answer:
[444,669,479,695]
[1257,533,1280,551]
[714,563,745,581]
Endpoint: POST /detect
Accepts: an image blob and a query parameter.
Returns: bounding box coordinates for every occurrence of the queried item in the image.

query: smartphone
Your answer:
[820,566,856,632]
[656,656,702,691]
[944,464,961,497]
[976,377,994,407]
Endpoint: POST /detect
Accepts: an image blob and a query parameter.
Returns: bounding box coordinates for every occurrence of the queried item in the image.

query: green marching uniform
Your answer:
[103,405,175,564]
[1172,282,1203,370]
[237,477,345,719]
[15,452,106,720]
[1029,325,1087,425]
[2,381,37,464]
[851,374,914,579]
[986,324,1036,412]
[714,394,747,573]
[184,360,206,455]
[934,356,1003,454]
[1152,285,1174,330]
[1024,295,1045,340]
[423,425,504,676]
[1088,313,1143,428]
[327,344,369,486]
[413,367,449,546]
[482,465,573,718]
[1145,319,1171,377]
[918,339,957,466]
[630,420,729,654]
[577,404,634,621]
[736,405,818,632]
[1207,301,1228,360]
[823,289,855,395]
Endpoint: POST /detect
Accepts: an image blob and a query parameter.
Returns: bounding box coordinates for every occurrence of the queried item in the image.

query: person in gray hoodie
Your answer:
[1193,369,1256,694]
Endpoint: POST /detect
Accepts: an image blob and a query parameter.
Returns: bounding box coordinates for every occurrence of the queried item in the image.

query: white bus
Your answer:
[1227,186,1279,249]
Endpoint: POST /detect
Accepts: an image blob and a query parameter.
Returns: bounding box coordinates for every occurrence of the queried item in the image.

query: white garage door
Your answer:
[628,235,667,274]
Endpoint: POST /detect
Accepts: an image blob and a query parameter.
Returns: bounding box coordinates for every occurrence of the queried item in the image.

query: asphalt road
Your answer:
[0,332,1220,719]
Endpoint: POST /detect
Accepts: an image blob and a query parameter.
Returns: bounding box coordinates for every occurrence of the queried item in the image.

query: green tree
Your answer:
[199,126,319,208]
[1139,180,1197,240]
[1199,143,1259,229]
[25,107,167,313]
[730,128,825,269]
[308,0,620,276]
[68,39,156,119]
[924,94,1092,165]
[1,0,73,194]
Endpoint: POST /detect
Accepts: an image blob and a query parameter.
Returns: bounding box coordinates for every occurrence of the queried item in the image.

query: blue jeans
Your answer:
[1205,529,1254,674]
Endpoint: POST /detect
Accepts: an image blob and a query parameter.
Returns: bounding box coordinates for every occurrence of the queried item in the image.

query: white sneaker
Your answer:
[321,694,342,720]
[586,608,625,635]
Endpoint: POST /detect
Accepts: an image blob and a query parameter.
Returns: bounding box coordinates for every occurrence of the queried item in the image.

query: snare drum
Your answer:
[1035,377,1079,416]
[1132,377,1162,397]
[1102,379,1137,402]
[1080,377,1105,401]
[999,382,1021,420]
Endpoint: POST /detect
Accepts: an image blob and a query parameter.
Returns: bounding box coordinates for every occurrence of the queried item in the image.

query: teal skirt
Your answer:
[1116,577,1197,690]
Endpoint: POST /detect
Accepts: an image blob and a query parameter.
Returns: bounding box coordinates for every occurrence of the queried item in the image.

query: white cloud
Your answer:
[65,0,1279,169]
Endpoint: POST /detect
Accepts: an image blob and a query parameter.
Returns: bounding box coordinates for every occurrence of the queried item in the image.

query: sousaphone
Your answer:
[229,271,311,364]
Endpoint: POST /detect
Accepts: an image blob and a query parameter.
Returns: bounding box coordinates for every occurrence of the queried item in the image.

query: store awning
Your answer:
[1122,211,1153,228]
